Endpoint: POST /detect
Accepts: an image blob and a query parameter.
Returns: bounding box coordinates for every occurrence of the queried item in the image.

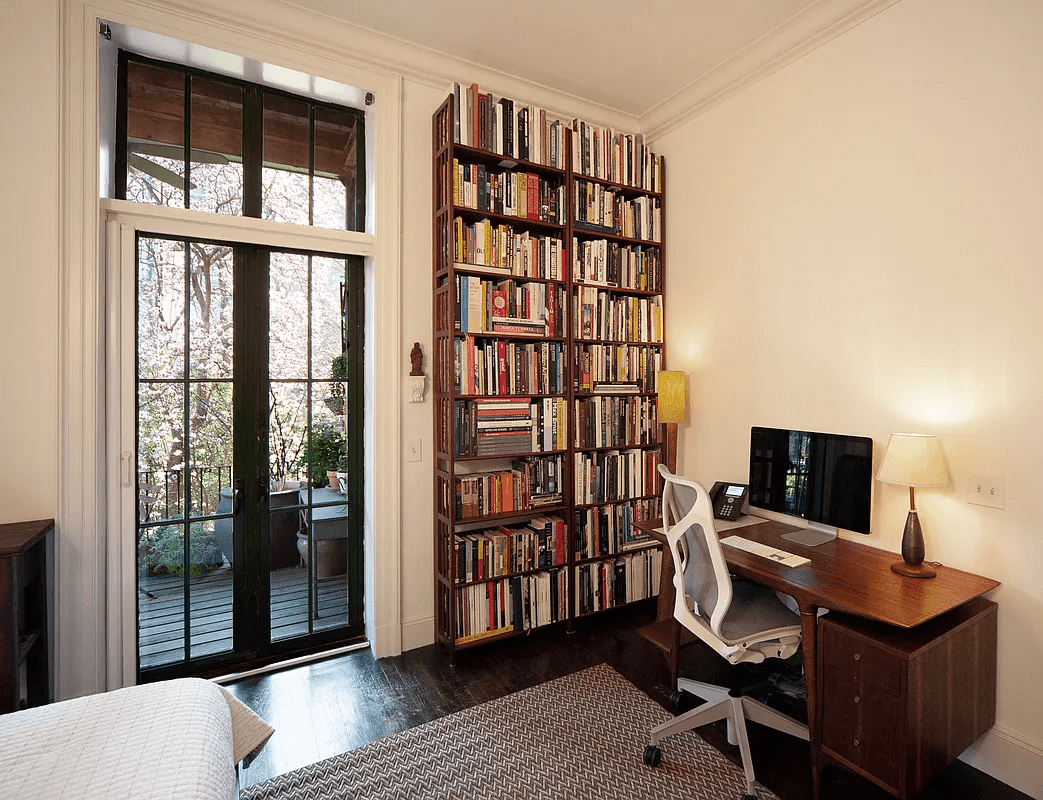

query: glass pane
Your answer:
[188,241,234,379]
[190,78,244,215]
[126,61,186,208]
[263,94,310,226]
[311,257,347,381]
[187,382,233,519]
[309,409,345,489]
[138,382,186,522]
[269,252,308,379]
[188,518,232,660]
[313,106,359,231]
[137,237,185,380]
[138,522,186,669]
[269,381,308,491]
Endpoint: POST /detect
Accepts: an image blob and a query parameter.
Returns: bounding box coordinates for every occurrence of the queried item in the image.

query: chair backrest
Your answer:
[659,464,734,640]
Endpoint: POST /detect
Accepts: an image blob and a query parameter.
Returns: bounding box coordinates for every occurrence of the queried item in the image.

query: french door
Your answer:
[135,233,364,680]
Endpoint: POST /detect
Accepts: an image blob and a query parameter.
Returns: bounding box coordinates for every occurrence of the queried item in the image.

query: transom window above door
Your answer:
[116,52,366,232]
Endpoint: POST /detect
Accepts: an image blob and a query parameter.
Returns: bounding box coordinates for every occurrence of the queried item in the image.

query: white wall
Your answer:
[399,77,443,650]
[0,2,59,523]
[654,0,1043,794]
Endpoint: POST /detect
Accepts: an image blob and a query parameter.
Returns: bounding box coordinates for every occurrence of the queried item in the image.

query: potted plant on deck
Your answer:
[141,520,223,578]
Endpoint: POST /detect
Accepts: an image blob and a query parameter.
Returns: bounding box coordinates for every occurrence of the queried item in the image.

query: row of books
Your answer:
[454,515,567,583]
[574,548,663,616]
[454,274,564,336]
[452,83,568,169]
[571,119,664,192]
[573,287,664,343]
[454,397,566,457]
[454,455,563,519]
[572,238,662,293]
[453,218,564,280]
[573,344,662,394]
[574,395,659,450]
[453,159,563,223]
[573,181,662,243]
[453,337,566,396]
[574,448,662,506]
[574,497,662,560]
[454,568,567,644]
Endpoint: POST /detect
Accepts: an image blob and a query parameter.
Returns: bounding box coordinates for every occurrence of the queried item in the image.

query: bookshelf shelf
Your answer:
[433,85,667,658]
[572,226,661,246]
[452,206,566,233]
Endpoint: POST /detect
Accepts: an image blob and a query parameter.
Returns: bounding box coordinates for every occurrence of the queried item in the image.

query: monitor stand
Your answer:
[781,522,837,547]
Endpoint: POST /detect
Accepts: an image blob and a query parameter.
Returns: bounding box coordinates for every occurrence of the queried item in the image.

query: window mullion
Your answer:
[243,87,263,218]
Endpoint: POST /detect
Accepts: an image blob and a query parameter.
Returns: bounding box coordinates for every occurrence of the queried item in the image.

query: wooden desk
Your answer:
[635,516,1000,798]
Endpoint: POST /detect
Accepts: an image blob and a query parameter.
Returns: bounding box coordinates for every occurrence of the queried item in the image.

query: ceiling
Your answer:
[281,0,893,126]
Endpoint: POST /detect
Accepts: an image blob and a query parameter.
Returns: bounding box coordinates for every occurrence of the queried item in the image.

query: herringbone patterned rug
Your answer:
[240,663,781,800]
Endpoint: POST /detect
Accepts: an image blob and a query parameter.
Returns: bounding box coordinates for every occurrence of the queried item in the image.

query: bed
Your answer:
[0,678,274,799]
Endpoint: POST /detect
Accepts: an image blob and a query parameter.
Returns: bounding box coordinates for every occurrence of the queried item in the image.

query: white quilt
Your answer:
[0,678,273,800]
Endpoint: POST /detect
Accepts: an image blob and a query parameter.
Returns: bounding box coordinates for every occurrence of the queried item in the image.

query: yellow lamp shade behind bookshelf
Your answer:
[657,371,686,424]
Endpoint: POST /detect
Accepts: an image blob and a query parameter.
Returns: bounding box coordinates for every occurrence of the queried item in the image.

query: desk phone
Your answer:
[709,481,748,521]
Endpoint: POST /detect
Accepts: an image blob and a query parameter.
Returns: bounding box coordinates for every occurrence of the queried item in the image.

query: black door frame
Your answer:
[137,235,366,682]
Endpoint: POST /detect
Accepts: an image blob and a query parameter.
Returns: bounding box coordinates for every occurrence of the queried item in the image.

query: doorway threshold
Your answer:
[211,640,370,685]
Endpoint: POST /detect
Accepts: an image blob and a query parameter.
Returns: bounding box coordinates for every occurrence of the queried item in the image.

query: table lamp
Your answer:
[876,433,950,578]
[657,371,686,474]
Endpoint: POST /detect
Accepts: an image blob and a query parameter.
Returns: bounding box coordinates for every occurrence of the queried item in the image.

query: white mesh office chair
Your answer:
[643,466,809,800]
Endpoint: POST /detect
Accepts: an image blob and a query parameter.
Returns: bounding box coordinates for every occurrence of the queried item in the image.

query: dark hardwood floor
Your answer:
[225,602,1029,800]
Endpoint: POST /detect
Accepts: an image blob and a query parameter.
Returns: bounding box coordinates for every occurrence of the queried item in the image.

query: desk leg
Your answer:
[801,607,821,800]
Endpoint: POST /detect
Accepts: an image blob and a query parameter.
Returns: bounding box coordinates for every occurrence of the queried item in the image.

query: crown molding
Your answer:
[137,0,639,130]
[641,0,904,142]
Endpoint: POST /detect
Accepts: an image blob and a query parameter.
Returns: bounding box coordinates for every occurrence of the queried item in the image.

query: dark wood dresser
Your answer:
[0,519,55,713]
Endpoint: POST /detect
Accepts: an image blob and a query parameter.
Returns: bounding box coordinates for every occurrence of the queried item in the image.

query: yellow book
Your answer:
[453,158,460,207]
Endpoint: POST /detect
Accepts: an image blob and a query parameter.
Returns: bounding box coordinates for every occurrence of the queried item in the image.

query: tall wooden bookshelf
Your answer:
[433,86,666,659]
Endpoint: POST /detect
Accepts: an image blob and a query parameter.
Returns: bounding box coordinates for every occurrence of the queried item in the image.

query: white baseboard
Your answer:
[960,724,1043,798]
[401,615,435,652]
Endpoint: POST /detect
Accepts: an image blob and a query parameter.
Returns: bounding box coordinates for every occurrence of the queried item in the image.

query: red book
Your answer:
[497,339,508,395]
[526,173,538,219]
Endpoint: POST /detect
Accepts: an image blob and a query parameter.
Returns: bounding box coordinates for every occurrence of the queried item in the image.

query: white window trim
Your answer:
[62,0,404,697]
[103,201,375,683]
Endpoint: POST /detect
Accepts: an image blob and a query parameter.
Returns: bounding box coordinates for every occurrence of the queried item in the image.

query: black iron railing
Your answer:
[138,465,233,524]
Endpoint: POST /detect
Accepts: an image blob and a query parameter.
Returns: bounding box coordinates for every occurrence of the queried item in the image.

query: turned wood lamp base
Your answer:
[890,497,937,579]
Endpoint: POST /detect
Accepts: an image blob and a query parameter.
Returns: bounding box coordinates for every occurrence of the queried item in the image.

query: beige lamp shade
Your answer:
[657,371,686,424]
[876,433,950,488]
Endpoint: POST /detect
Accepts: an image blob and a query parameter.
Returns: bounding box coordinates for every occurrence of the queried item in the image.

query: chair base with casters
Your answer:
[643,677,809,799]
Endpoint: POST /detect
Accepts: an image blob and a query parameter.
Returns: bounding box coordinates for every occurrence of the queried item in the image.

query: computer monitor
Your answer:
[748,426,873,546]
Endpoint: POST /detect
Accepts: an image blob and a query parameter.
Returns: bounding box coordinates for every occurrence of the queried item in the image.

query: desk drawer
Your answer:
[821,665,903,790]
[821,619,903,692]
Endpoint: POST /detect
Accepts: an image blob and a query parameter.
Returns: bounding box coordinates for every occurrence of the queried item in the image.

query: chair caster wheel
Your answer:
[643,745,662,767]
[669,690,686,711]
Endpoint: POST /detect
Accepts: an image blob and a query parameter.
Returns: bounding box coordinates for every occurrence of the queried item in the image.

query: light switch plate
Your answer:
[968,472,1005,509]
[406,438,422,462]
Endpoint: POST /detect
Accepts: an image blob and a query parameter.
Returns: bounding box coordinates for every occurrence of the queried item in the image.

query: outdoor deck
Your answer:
[138,565,349,670]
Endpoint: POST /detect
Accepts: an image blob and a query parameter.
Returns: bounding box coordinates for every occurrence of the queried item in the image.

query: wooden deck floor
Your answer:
[138,566,349,670]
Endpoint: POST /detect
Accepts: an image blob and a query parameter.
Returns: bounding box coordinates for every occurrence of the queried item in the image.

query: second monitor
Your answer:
[748,426,873,546]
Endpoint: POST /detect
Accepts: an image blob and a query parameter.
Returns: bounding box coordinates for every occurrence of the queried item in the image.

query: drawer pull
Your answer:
[853,739,860,747]
[853,653,861,661]
[853,696,860,703]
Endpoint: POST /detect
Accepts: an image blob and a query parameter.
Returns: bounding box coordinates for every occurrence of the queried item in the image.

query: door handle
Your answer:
[233,478,244,514]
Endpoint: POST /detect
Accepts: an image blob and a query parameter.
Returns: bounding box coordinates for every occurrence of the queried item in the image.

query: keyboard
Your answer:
[721,535,811,568]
